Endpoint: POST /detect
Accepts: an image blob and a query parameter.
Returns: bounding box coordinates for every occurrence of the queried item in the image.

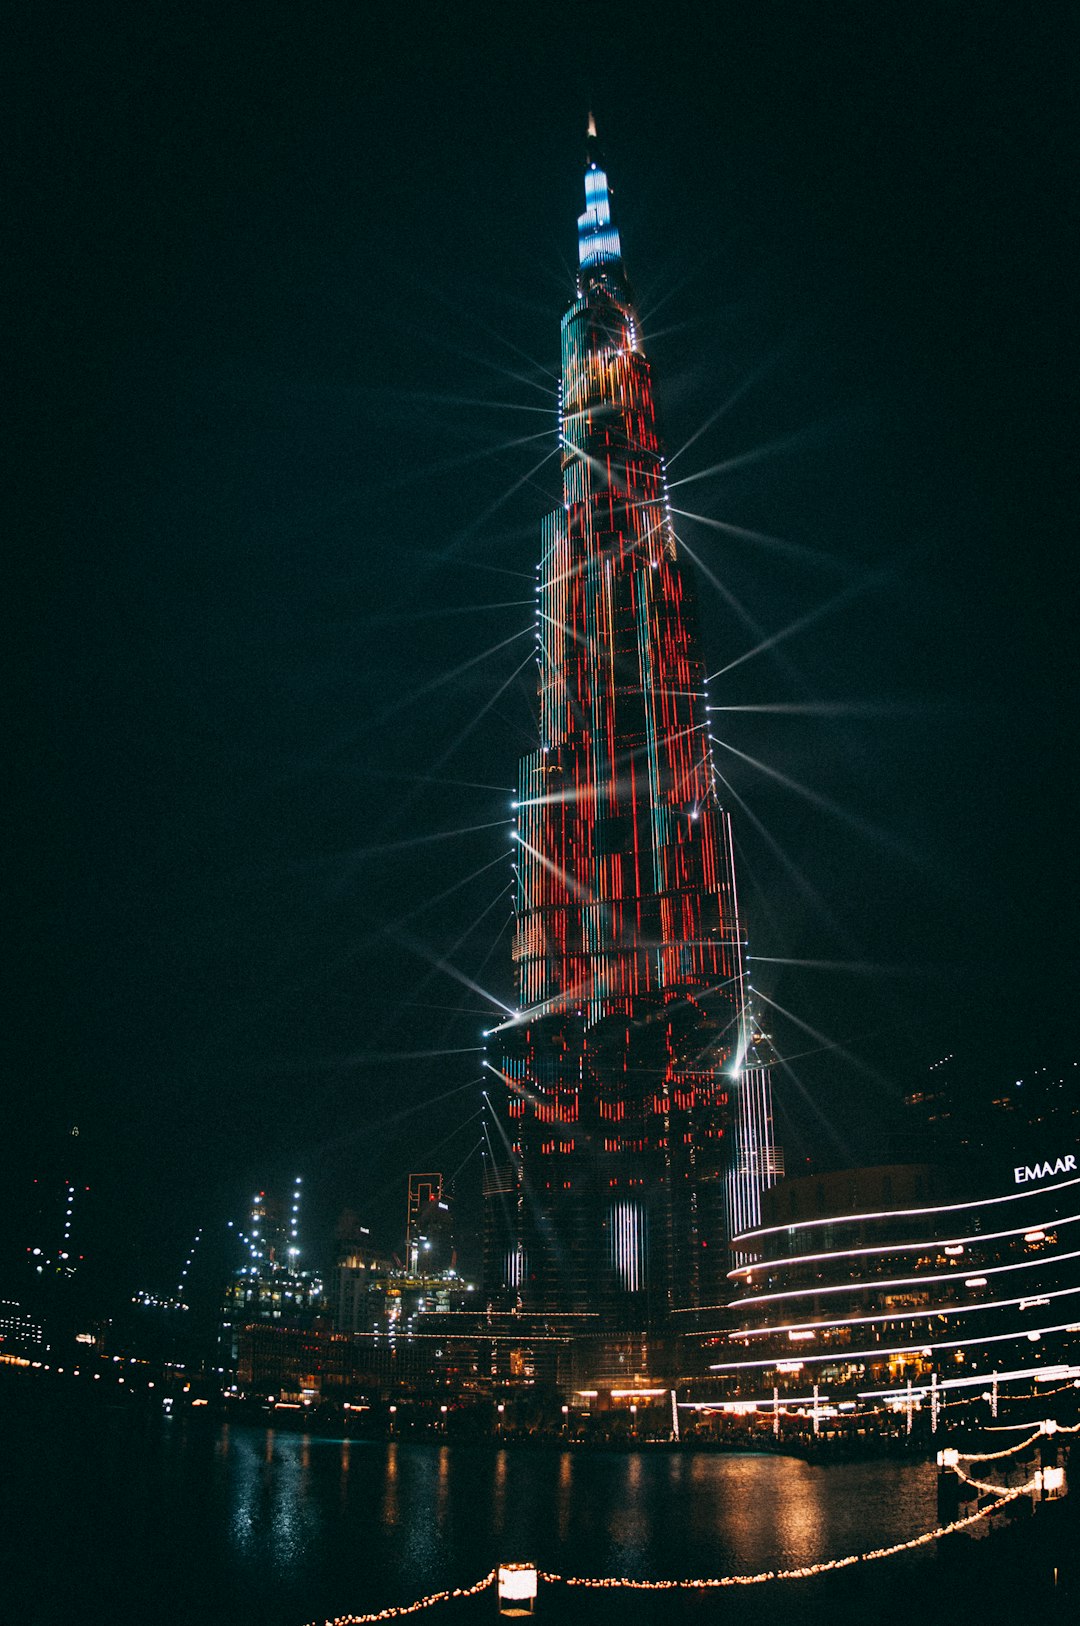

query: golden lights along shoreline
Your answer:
[304,1469,1055,1623]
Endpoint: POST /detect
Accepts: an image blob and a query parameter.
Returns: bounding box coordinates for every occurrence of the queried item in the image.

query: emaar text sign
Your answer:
[1014,1154,1077,1185]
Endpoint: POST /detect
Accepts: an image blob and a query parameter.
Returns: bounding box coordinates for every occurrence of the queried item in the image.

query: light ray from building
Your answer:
[711,733,918,862]
[707,569,891,680]
[363,624,535,732]
[667,425,822,490]
[751,987,891,1092]
[371,599,535,627]
[666,353,786,467]
[388,427,556,492]
[423,649,540,783]
[713,766,850,946]
[709,700,915,717]
[393,929,517,1018]
[438,444,562,563]
[750,954,926,977]
[670,507,849,575]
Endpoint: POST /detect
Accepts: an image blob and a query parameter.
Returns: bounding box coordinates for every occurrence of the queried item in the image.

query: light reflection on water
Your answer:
[4,1403,939,1626]
[556,1450,572,1542]
[381,1439,398,1528]
[492,1446,507,1538]
[229,1427,323,1569]
[220,1433,935,1592]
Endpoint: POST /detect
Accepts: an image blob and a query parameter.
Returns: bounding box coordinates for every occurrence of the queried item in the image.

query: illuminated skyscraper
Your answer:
[406,1173,442,1273]
[405,1172,455,1274]
[484,125,778,1325]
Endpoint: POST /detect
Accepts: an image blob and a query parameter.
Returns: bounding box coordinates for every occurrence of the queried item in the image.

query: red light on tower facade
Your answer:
[485,126,779,1324]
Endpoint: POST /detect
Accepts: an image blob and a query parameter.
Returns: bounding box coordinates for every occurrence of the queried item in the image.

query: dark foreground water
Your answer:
[0,1391,960,1626]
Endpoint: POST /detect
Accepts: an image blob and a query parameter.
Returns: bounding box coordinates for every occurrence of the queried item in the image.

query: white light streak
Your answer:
[731,1239,1080,1310]
[711,1312,1080,1372]
[706,570,891,682]
[737,1174,1080,1248]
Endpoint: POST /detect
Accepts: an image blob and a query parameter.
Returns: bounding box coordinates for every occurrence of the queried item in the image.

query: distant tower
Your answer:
[406,1173,452,1273]
[483,124,779,1323]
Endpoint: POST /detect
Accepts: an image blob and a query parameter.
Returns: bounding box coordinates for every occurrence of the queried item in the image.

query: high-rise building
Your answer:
[483,125,778,1328]
[405,1172,454,1274]
[220,1178,323,1369]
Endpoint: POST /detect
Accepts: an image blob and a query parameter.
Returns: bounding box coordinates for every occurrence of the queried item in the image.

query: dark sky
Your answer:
[6,3,1077,1302]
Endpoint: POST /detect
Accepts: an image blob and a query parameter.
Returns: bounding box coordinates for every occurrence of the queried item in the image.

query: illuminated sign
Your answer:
[1014,1155,1077,1185]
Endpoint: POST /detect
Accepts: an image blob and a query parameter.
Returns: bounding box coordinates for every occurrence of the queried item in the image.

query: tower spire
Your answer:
[577,129,621,276]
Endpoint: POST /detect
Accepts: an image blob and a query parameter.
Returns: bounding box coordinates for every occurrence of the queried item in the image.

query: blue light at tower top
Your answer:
[577,162,622,268]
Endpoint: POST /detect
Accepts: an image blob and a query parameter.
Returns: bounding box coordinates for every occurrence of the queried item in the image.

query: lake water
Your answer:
[3,1398,945,1625]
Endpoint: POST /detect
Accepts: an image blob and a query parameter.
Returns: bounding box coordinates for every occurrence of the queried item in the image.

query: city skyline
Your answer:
[7,7,1075,1303]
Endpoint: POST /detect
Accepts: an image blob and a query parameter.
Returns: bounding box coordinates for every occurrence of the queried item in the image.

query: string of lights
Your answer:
[953,1466,1039,1498]
[540,1484,1033,1588]
[301,1569,497,1625]
[953,1429,1044,1461]
[301,1484,1039,1620]
[950,1417,1080,1462]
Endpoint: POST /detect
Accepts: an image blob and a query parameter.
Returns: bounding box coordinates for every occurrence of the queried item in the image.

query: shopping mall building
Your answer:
[703,1148,1080,1414]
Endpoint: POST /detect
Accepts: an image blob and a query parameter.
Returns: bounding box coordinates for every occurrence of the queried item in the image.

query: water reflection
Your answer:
[492,1448,507,1537]
[436,1445,450,1530]
[3,1380,961,1626]
[398,1445,444,1575]
[228,1427,262,1557]
[213,1426,937,1618]
[226,1428,323,1569]
[381,1441,398,1527]
[556,1451,572,1541]
[9,1400,946,1626]
[270,1435,312,1562]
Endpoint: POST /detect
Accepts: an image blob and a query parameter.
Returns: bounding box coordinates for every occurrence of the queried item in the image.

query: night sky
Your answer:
[7,4,1077,1304]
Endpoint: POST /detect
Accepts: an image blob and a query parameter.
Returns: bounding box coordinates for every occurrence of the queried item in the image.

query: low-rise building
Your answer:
[705,1150,1080,1413]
